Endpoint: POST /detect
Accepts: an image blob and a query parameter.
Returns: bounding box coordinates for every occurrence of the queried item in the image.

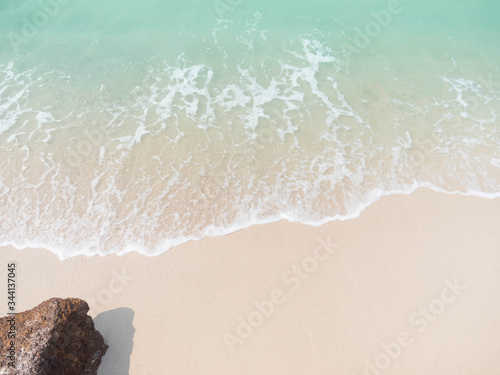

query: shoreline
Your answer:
[1,188,500,374]
[3,185,500,260]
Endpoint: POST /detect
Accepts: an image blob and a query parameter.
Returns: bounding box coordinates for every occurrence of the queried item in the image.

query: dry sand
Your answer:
[1,188,500,374]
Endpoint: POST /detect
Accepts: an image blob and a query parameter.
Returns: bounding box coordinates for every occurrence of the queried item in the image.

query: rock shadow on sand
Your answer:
[94,307,135,375]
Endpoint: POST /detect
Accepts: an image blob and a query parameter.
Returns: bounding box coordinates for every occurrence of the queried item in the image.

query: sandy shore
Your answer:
[1,188,500,374]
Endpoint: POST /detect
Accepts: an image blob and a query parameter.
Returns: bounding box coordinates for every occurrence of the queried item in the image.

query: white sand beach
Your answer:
[2,188,500,374]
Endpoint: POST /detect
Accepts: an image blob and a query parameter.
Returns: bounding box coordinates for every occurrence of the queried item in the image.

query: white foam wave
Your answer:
[0,36,499,260]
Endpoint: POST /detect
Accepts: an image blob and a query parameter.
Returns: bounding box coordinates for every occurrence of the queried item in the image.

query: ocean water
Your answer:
[0,0,499,259]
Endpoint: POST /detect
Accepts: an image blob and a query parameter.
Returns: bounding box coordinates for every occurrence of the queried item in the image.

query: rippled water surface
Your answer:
[0,0,499,258]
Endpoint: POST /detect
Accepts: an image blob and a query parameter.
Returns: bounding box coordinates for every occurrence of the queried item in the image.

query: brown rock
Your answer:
[0,298,108,375]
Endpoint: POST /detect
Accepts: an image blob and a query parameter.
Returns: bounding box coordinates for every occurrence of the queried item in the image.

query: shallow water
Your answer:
[0,0,499,258]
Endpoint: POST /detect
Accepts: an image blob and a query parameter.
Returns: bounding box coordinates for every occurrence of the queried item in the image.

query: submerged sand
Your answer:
[1,188,500,374]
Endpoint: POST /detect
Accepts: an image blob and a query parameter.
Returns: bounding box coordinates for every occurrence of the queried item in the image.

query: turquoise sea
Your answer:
[0,0,499,258]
